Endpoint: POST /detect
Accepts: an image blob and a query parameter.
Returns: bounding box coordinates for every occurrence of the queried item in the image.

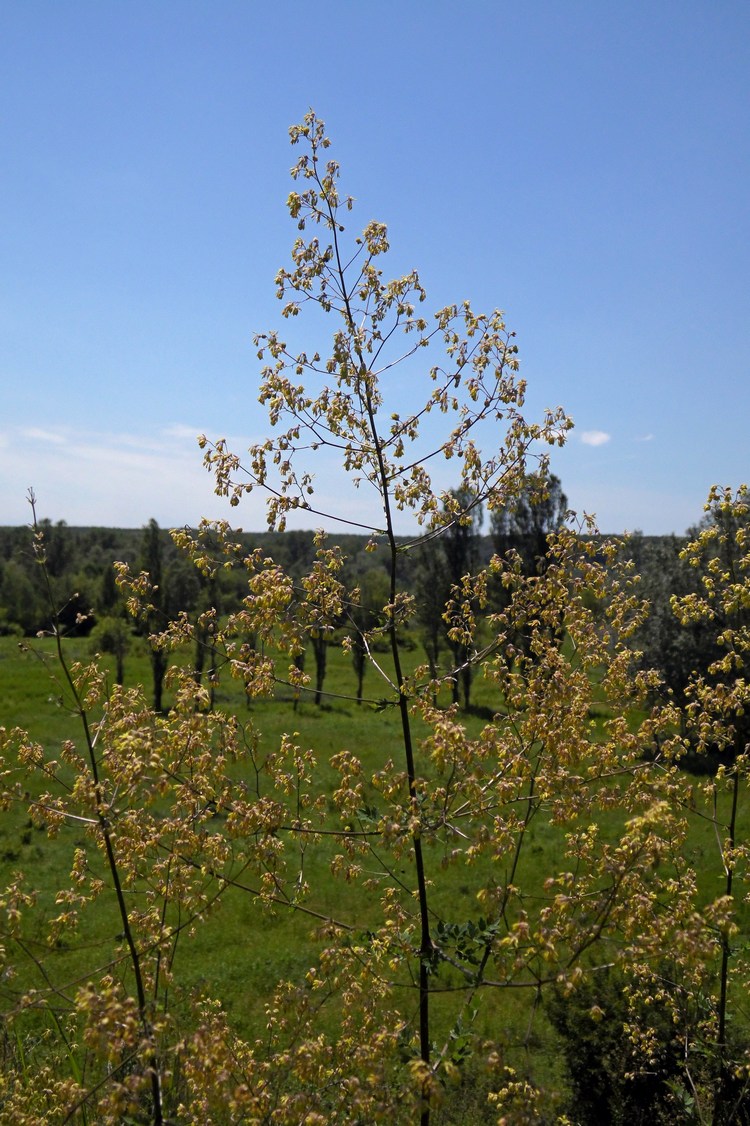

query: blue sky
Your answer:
[2,1,748,534]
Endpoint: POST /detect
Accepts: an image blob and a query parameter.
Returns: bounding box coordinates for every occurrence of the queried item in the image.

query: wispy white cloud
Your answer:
[161,423,204,441]
[20,427,67,445]
[0,424,254,526]
[0,421,397,532]
[635,433,655,442]
[581,430,611,447]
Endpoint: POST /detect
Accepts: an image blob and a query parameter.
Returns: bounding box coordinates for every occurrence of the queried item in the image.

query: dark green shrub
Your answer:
[547,968,750,1125]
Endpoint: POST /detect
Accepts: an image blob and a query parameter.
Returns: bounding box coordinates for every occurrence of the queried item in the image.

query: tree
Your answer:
[138,517,169,712]
[411,491,486,711]
[192,583,221,709]
[346,566,390,704]
[39,518,72,579]
[99,556,122,614]
[630,504,750,757]
[413,537,453,696]
[630,532,720,725]
[488,472,568,668]
[490,470,567,575]
[307,628,329,706]
[0,559,45,634]
[441,490,483,708]
[89,614,131,685]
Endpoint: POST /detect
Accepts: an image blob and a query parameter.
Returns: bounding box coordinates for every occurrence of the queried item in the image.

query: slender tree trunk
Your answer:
[151,648,167,713]
[310,633,327,706]
[193,627,206,688]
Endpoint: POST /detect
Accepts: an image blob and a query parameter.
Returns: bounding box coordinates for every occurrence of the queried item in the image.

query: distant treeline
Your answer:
[0,515,679,640]
[0,520,453,637]
[1,514,712,734]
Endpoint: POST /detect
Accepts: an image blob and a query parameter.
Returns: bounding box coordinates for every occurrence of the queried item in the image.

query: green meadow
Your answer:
[0,630,746,1121]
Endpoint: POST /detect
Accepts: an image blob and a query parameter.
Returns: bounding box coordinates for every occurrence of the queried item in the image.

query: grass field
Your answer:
[0,631,747,1120]
[0,632,528,1014]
